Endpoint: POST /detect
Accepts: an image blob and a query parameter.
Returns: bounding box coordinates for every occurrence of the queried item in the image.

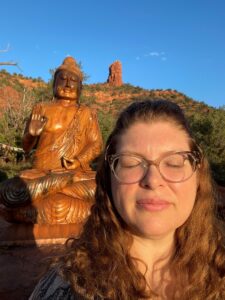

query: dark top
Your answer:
[29,268,96,300]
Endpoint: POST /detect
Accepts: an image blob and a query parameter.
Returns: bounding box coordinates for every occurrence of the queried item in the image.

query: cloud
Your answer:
[143,51,167,61]
[149,52,160,56]
[136,51,167,62]
[145,51,165,57]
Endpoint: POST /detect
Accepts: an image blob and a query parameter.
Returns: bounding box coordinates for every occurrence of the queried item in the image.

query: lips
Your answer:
[63,88,73,93]
[136,198,172,212]
[58,87,73,93]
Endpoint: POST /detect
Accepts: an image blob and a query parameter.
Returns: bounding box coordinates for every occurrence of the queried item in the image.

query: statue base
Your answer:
[0,217,83,246]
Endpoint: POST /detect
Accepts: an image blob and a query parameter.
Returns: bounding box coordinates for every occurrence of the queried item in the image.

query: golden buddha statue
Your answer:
[0,57,103,224]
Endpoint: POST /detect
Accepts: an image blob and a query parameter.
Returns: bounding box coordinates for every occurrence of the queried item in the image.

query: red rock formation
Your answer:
[107,60,123,87]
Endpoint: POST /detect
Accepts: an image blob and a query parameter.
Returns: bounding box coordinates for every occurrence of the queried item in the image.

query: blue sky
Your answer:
[0,0,225,108]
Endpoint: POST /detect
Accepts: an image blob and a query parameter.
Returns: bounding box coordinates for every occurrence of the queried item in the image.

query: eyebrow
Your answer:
[114,150,192,161]
[117,149,191,156]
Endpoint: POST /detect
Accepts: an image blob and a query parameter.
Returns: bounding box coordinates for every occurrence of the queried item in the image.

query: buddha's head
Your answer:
[53,56,83,102]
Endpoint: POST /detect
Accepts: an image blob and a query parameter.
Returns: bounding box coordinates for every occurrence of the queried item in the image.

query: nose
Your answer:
[140,164,165,189]
[66,78,74,88]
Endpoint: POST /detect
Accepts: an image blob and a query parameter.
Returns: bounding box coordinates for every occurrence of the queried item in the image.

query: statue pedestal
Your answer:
[0,216,84,298]
[0,217,83,246]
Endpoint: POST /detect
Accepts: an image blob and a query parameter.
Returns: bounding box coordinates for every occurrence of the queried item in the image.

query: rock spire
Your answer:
[107,60,123,87]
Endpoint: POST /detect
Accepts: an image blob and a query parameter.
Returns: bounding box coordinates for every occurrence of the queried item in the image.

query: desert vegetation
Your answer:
[0,69,225,186]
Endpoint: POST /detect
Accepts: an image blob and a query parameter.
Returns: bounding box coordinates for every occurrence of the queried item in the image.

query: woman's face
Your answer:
[111,121,198,240]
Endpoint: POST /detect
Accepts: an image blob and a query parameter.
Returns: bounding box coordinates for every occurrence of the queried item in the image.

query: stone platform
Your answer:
[0,218,83,246]
[0,217,82,299]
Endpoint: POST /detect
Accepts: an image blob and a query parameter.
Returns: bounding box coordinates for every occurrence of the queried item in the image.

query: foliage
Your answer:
[97,111,115,144]
[0,70,224,186]
[188,109,225,185]
[80,93,96,105]
[114,83,144,93]
[0,161,32,180]
[0,88,50,148]
[77,61,90,83]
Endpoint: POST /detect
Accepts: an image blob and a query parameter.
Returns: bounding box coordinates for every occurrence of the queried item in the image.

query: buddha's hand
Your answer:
[62,156,80,170]
[29,105,48,136]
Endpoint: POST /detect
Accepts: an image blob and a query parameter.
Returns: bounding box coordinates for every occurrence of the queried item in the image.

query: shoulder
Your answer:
[29,268,75,300]
[78,106,98,121]
[29,268,96,300]
[31,102,56,113]
[78,105,92,114]
[32,101,52,108]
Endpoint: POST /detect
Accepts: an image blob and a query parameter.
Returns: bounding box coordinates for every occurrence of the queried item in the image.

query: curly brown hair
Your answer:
[59,100,225,299]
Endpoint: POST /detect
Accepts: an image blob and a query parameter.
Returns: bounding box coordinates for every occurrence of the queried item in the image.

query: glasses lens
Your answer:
[160,153,195,182]
[111,154,145,183]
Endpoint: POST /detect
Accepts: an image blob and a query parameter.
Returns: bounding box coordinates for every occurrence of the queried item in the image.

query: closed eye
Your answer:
[119,157,142,168]
[120,161,142,168]
[165,163,183,168]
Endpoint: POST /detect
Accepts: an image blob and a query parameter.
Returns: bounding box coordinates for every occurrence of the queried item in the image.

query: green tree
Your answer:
[97,111,115,144]
[188,108,225,185]
[0,89,43,147]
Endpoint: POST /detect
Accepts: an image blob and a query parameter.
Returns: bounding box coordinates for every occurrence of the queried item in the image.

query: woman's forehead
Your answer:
[116,121,190,155]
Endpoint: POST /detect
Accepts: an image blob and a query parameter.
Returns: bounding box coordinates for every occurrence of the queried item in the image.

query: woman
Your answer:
[30,100,225,299]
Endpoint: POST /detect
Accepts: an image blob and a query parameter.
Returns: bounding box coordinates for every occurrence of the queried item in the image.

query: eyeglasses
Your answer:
[108,151,201,184]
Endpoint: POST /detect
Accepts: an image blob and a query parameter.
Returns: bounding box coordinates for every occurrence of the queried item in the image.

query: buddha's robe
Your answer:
[0,103,103,224]
[20,103,102,200]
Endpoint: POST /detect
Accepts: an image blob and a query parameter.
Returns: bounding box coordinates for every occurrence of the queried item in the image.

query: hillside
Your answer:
[0,70,46,111]
[0,69,214,116]
[81,83,213,116]
[0,70,225,186]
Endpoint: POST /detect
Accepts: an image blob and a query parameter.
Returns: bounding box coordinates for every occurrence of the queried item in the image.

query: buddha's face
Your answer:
[53,70,81,100]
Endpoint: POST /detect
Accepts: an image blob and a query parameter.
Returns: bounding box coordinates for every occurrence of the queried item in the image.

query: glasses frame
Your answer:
[108,151,201,184]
